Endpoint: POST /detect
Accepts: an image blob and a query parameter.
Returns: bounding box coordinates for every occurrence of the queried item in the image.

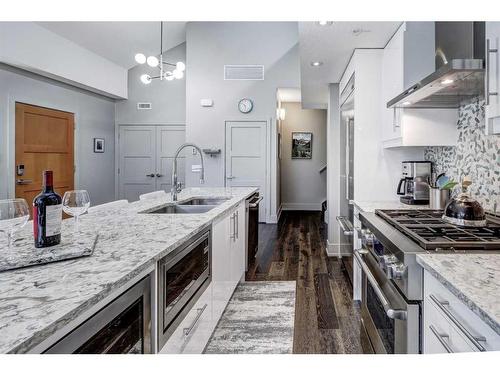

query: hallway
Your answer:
[246,211,373,354]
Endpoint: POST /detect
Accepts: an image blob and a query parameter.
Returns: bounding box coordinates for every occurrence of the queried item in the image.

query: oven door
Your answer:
[159,230,211,338]
[354,250,419,354]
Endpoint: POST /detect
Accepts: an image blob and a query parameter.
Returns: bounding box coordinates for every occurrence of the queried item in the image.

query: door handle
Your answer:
[146,173,155,177]
[16,179,33,185]
[155,173,163,177]
[226,176,235,180]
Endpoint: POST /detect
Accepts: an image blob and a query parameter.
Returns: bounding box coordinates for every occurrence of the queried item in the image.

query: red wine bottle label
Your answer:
[45,204,62,236]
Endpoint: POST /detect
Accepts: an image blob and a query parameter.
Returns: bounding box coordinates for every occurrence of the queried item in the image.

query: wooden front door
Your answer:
[15,103,74,212]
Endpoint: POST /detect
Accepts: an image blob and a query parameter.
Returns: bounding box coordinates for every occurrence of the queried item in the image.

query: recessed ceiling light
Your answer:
[311,61,323,67]
[441,79,454,85]
[317,21,334,26]
[402,101,411,106]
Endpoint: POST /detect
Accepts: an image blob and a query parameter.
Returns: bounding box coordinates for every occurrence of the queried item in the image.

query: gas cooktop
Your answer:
[375,209,500,251]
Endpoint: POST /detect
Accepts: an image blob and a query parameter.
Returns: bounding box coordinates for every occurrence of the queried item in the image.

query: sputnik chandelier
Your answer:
[134,22,185,85]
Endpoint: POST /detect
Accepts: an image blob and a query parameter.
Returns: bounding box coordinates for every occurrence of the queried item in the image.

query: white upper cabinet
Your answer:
[486,22,500,134]
[381,23,459,148]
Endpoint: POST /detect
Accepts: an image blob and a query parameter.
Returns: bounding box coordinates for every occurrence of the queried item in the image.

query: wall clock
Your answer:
[238,98,253,113]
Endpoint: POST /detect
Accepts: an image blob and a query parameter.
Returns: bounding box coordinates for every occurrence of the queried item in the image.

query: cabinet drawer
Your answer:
[423,270,500,352]
[424,295,476,353]
[160,284,213,354]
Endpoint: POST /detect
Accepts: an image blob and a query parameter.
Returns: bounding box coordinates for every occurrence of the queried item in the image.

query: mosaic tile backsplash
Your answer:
[424,99,500,212]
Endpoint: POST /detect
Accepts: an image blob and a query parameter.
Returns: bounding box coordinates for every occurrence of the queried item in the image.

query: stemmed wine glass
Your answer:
[0,198,30,249]
[62,190,90,232]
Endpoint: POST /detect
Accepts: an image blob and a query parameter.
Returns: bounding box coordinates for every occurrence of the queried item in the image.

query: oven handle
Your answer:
[183,303,208,337]
[354,250,407,321]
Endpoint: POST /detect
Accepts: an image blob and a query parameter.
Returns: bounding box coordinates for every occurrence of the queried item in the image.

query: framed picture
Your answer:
[291,132,312,159]
[94,138,105,153]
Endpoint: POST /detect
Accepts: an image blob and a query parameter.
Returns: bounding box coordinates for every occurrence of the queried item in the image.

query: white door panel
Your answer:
[225,121,267,222]
[119,125,185,202]
[156,126,186,193]
[119,126,156,201]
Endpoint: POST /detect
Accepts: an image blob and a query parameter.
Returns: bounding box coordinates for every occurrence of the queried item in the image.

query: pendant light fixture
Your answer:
[134,22,185,85]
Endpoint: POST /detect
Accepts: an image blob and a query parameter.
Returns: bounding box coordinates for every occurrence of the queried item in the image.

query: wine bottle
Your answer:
[33,170,62,248]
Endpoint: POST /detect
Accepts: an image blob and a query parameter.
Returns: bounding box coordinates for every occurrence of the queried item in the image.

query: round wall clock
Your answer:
[238,98,253,113]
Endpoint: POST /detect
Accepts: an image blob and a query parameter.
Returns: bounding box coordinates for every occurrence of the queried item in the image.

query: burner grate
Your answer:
[376,209,500,250]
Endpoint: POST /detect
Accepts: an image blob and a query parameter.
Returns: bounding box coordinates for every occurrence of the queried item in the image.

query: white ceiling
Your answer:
[36,22,186,69]
[299,21,401,108]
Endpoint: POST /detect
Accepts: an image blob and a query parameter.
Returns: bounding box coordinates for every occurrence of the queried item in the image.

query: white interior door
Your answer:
[225,121,267,222]
[156,125,186,193]
[119,125,186,202]
[118,126,157,202]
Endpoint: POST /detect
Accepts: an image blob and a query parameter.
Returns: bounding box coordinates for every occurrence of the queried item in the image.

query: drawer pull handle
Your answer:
[429,294,486,351]
[429,325,454,353]
[183,303,208,337]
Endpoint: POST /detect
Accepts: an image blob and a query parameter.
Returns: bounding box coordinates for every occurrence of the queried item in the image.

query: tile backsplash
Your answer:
[424,99,500,212]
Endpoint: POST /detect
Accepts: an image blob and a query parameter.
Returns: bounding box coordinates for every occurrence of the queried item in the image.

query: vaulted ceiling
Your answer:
[37,22,187,69]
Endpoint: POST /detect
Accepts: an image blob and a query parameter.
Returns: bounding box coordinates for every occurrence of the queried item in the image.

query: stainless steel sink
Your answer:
[146,205,217,214]
[178,198,230,206]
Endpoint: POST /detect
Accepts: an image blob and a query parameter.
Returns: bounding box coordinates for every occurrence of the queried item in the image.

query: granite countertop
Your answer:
[416,254,500,335]
[351,200,429,213]
[0,187,257,353]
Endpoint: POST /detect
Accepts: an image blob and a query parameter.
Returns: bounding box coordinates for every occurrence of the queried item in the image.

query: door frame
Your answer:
[224,120,270,223]
[6,95,79,199]
[114,122,186,200]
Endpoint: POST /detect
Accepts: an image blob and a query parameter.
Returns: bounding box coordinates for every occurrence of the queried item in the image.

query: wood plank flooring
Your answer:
[246,211,373,354]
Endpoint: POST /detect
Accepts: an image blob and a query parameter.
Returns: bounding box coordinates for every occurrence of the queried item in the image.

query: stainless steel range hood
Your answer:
[387,22,485,109]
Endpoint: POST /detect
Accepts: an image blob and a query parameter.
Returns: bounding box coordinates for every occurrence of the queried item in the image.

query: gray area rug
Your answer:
[204,281,296,354]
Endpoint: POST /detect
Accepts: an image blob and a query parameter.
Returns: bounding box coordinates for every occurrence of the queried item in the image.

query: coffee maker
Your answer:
[397,161,432,205]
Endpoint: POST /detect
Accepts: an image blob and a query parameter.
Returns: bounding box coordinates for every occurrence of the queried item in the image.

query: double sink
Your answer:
[146,197,230,214]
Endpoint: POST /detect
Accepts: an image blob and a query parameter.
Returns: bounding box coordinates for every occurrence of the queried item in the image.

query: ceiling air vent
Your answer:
[137,102,152,110]
[224,65,264,81]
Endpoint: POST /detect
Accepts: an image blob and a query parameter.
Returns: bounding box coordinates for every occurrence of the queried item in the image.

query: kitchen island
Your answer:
[0,187,257,354]
[417,254,500,336]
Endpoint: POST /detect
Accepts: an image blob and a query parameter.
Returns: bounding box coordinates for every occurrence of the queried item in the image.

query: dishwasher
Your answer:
[245,192,262,271]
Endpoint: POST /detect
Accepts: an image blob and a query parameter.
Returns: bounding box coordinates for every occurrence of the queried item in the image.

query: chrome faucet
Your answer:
[171,143,205,201]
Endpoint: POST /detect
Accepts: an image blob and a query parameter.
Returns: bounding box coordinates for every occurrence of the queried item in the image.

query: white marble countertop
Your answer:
[416,254,500,335]
[351,200,429,213]
[0,187,257,353]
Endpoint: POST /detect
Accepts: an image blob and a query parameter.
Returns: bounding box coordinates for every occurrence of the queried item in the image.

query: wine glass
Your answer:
[62,190,90,232]
[0,198,30,249]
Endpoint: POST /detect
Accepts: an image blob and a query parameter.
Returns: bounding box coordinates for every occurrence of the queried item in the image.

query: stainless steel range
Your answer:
[357,209,500,354]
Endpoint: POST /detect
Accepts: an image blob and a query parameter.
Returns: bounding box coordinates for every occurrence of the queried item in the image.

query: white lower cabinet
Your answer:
[423,270,500,353]
[159,203,247,354]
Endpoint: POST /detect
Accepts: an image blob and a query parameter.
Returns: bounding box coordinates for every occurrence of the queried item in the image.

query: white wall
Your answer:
[0,22,128,99]
[115,43,186,124]
[326,84,343,255]
[280,102,327,210]
[0,65,116,205]
[185,22,300,222]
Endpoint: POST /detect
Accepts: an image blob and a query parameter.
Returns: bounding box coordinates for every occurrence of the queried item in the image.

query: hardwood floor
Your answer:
[246,211,373,354]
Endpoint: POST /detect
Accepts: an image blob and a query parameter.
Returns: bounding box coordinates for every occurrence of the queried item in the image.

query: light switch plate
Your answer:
[200,99,213,107]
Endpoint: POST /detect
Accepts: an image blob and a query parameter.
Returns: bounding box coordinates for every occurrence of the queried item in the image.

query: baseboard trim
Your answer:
[326,240,352,257]
[282,202,322,211]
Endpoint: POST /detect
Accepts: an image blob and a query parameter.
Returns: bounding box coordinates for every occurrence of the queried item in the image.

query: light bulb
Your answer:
[164,71,175,81]
[140,74,152,85]
[135,53,146,64]
[176,61,186,72]
[173,69,184,79]
[147,56,159,67]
